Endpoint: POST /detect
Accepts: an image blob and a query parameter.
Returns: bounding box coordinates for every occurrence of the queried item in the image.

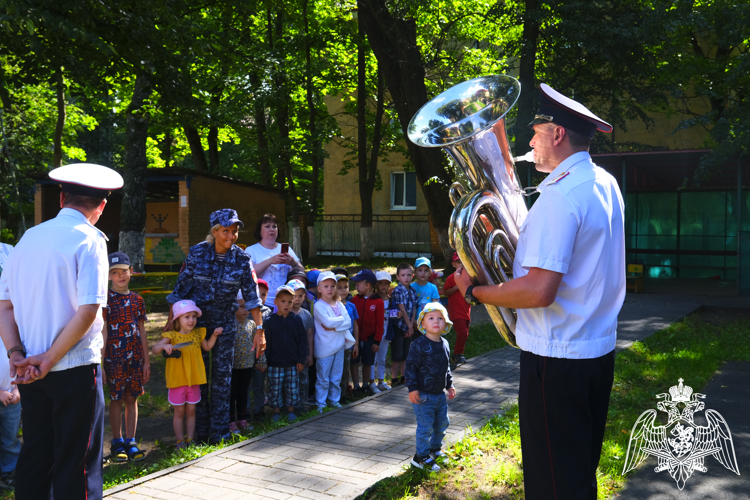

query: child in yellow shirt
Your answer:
[152,300,222,449]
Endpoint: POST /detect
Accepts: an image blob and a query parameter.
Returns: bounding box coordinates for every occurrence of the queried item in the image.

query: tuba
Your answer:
[407,75,523,348]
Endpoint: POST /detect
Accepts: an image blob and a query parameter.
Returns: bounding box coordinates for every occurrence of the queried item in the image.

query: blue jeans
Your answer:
[0,401,21,475]
[315,348,344,408]
[412,392,450,457]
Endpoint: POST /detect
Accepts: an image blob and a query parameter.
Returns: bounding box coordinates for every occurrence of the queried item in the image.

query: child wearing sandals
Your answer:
[152,300,223,449]
[102,252,149,463]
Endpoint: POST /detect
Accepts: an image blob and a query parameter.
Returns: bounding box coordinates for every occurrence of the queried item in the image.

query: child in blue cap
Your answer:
[411,257,440,318]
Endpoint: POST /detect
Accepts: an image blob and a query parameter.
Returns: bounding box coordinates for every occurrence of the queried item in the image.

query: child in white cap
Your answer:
[313,271,353,412]
[152,300,223,449]
[405,302,456,472]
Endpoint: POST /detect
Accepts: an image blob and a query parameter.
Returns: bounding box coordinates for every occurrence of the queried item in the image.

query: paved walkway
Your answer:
[104,293,749,500]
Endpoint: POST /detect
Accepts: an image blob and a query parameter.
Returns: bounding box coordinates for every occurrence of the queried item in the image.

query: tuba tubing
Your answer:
[408,75,523,348]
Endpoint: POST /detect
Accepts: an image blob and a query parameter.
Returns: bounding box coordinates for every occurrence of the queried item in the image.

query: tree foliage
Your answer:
[0,0,745,251]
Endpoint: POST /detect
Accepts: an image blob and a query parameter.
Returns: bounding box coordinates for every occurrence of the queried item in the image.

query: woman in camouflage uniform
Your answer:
[167,209,265,443]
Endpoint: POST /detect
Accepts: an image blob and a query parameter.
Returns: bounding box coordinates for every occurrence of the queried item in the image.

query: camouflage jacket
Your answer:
[167,241,262,329]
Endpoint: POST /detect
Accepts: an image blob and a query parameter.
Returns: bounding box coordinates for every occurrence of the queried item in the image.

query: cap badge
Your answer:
[112,257,119,262]
[534,114,553,121]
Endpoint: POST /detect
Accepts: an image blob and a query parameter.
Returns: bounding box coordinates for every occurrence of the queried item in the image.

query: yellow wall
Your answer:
[614,95,711,150]
[323,94,430,216]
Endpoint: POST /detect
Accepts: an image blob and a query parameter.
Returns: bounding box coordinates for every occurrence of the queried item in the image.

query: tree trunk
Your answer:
[357,20,372,262]
[120,73,153,273]
[360,227,373,262]
[304,0,318,260]
[513,0,541,190]
[270,8,300,255]
[53,69,66,168]
[184,126,208,172]
[252,71,272,186]
[163,130,172,167]
[358,0,455,262]
[207,125,219,172]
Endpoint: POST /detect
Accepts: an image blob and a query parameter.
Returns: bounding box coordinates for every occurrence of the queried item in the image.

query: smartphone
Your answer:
[281,243,289,254]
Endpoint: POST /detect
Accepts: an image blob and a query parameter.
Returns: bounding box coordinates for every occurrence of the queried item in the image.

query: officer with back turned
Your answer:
[0,163,123,499]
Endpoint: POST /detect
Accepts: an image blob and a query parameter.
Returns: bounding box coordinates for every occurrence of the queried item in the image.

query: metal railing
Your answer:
[314,214,432,257]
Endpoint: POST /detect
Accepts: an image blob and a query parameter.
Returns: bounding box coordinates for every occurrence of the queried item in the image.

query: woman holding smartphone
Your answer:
[246,213,301,307]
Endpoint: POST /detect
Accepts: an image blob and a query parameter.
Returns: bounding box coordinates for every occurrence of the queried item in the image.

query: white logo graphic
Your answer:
[623,378,740,489]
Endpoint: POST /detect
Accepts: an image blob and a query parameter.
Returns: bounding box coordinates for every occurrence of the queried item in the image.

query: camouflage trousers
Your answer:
[196,322,236,441]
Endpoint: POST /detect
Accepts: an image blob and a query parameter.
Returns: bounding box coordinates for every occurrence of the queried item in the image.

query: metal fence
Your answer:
[314,214,432,258]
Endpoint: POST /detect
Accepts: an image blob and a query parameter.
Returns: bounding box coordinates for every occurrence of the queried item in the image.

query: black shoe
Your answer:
[430,449,450,462]
[411,454,440,472]
[455,354,467,365]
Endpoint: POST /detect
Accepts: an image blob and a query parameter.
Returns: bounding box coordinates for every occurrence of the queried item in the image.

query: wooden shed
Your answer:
[34,168,287,269]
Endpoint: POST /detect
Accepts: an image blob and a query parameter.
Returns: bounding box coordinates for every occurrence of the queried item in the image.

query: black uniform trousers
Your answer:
[16,364,104,500]
[519,349,615,500]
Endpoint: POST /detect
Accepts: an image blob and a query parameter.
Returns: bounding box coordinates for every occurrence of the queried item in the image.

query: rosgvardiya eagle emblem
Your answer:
[622,378,740,490]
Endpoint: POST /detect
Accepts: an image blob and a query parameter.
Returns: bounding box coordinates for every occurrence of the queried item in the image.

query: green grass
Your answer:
[598,313,750,496]
[357,312,750,499]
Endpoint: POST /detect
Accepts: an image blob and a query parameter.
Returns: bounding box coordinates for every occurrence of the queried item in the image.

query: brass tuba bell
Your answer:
[407,75,525,348]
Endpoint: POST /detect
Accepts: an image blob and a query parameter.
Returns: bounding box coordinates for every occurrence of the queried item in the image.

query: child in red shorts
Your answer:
[102,252,150,462]
[443,252,471,366]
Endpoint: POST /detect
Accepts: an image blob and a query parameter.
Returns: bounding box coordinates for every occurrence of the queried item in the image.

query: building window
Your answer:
[391,172,417,210]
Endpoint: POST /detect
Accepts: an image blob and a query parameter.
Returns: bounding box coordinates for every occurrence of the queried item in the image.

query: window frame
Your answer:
[390,171,418,211]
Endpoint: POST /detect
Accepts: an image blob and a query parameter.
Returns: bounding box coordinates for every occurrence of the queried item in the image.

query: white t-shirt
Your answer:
[0,208,108,371]
[245,242,300,306]
[513,152,625,359]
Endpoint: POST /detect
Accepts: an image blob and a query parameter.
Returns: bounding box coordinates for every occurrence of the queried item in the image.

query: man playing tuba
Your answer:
[456,84,626,499]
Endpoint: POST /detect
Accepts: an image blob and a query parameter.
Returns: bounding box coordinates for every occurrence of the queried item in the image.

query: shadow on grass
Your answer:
[357,312,750,500]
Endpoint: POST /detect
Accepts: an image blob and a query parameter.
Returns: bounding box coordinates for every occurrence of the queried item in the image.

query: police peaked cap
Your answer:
[528,84,612,139]
[50,163,124,198]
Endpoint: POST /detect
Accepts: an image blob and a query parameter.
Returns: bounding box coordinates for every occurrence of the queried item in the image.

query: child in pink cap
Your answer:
[152,300,223,449]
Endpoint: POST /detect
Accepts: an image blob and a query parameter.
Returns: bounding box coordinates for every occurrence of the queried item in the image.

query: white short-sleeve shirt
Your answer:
[513,152,625,359]
[245,242,299,306]
[0,208,108,371]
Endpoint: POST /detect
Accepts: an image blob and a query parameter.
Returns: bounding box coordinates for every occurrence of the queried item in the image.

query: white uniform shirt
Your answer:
[245,243,300,306]
[0,208,108,371]
[0,351,13,393]
[513,152,625,359]
[473,129,528,227]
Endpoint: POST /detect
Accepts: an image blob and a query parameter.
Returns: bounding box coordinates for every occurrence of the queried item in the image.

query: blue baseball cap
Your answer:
[108,251,131,270]
[306,269,321,288]
[351,269,377,285]
[209,208,244,228]
[415,257,432,269]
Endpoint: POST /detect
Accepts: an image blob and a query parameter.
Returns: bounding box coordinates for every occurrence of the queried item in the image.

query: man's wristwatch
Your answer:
[7,345,26,358]
[256,324,264,330]
[465,286,480,306]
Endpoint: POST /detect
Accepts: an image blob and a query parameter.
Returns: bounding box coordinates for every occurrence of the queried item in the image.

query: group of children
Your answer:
[97,252,471,473]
